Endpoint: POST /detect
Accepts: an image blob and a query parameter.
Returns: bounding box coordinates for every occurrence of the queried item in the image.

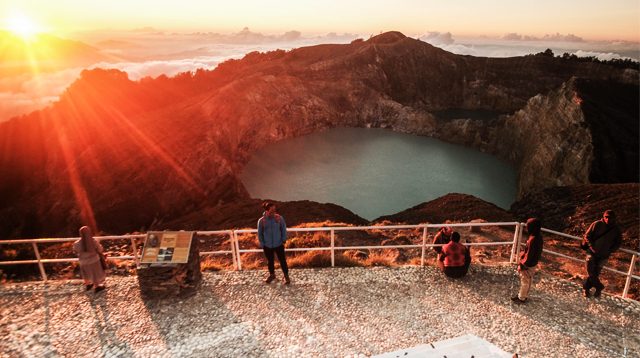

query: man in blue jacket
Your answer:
[258,201,290,284]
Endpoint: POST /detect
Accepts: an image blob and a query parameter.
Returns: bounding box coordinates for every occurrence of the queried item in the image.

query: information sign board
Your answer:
[140,231,194,264]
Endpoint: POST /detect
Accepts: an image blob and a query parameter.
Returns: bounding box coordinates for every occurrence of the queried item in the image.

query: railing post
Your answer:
[330,229,335,267]
[31,242,47,281]
[229,231,238,270]
[518,223,525,250]
[421,225,428,266]
[622,253,637,299]
[130,237,140,266]
[234,231,242,270]
[509,223,520,263]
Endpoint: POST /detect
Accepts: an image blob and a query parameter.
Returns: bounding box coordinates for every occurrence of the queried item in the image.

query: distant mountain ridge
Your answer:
[0,31,637,238]
[0,31,117,76]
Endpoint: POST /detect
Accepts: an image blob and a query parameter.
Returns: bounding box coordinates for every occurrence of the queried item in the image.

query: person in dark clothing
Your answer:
[581,210,622,298]
[257,201,290,284]
[438,232,471,278]
[511,218,543,304]
[433,226,453,261]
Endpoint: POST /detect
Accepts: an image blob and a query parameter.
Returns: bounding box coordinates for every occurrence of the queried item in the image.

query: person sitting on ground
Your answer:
[72,226,107,293]
[433,226,453,261]
[438,232,471,278]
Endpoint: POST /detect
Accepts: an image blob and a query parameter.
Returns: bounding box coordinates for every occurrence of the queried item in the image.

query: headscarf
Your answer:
[78,226,96,253]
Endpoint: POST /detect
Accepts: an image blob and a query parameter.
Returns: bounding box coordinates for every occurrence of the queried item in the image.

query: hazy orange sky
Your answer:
[1,0,639,41]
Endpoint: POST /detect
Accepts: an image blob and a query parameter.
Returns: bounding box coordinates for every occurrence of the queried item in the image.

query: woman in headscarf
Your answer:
[73,226,107,292]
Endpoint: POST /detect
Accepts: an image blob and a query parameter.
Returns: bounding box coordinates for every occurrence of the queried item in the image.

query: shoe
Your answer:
[594,289,602,298]
[94,286,106,293]
[85,284,93,291]
[583,288,591,298]
[265,274,276,284]
[511,296,526,304]
[284,275,291,285]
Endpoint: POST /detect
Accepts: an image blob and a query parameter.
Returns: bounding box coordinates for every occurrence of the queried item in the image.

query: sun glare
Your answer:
[6,13,41,40]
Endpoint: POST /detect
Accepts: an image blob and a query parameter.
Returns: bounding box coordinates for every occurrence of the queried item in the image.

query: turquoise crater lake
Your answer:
[240,127,517,220]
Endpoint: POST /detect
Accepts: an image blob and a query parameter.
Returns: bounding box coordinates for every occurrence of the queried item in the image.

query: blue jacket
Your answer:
[257,213,287,248]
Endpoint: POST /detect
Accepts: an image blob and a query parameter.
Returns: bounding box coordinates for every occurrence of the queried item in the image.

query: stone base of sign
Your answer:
[137,236,202,298]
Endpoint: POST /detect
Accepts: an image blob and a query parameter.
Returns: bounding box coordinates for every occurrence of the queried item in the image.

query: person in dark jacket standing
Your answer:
[511,218,543,304]
[581,210,622,298]
[257,201,290,284]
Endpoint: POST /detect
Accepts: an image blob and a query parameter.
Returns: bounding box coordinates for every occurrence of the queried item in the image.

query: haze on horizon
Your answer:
[1,0,638,123]
[1,0,639,42]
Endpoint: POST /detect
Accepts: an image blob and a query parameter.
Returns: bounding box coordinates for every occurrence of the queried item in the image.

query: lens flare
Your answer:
[5,13,41,40]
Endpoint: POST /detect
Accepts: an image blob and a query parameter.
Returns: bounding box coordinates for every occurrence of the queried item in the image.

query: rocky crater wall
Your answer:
[0,32,637,237]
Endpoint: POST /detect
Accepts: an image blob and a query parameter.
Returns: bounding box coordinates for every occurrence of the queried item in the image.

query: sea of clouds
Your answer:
[420,31,640,60]
[1,28,637,122]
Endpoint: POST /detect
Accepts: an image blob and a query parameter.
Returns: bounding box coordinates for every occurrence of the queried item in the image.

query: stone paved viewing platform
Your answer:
[1,265,638,357]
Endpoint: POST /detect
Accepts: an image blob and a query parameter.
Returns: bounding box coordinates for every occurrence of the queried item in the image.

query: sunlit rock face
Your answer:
[439,77,638,197]
[0,31,637,237]
[497,80,595,196]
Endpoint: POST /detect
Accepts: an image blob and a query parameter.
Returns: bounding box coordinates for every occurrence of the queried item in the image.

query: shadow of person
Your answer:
[452,265,640,356]
[89,292,135,357]
[39,286,63,357]
[138,271,270,356]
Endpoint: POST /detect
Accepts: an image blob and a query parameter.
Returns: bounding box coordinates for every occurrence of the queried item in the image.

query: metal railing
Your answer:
[1,222,638,299]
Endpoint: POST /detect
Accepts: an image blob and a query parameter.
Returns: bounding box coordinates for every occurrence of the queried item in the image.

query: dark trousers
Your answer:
[263,245,288,276]
[443,265,468,278]
[440,254,471,278]
[583,255,607,291]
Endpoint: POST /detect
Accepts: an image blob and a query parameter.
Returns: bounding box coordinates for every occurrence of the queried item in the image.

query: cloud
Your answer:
[436,43,536,58]
[84,29,358,63]
[572,50,627,61]
[0,67,83,121]
[501,32,584,42]
[194,28,329,44]
[430,39,639,62]
[323,32,360,41]
[3,30,632,122]
[94,57,224,79]
[0,92,58,120]
[502,33,523,41]
[228,27,274,44]
[0,34,358,121]
[431,33,639,60]
[93,28,309,48]
[0,53,244,121]
[420,31,455,45]
[436,44,476,56]
[96,35,357,80]
[543,33,583,42]
[281,30,302,42]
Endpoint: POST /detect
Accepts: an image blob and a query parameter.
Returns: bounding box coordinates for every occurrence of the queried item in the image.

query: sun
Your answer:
[6,13,41,40]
